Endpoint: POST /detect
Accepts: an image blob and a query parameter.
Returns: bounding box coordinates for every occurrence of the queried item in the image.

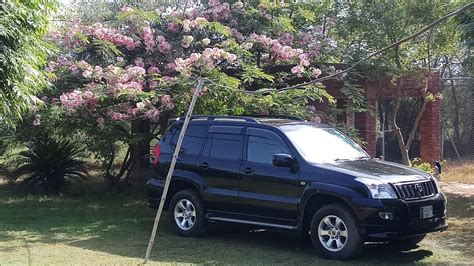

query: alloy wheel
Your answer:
[318,215,348,252]
[174,199,196,230]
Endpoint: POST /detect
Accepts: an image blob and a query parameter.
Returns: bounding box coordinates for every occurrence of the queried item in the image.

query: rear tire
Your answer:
[391,234,426,250]
[169,189,205,237]
[310,204,363,260]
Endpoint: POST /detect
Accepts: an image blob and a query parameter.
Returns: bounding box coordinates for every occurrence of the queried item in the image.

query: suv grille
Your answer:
[393,180,437,200]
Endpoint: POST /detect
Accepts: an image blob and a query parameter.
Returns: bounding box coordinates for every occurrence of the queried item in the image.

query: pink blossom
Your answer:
[149,81,159,88]
[167,22,181,33]
[108,111,129,121]
[158,41,172,53]
[82,70,93,78]
[208,0,220,7]
[299,54,310,67]
[141,26,155,53]
[161,95,174,109]
[312,68,322,78]
[134,58,145,68]
[291,65,304,75]
[147,66,160,74]
[143,108,161,120]
[278,32,294,46]
[97,117,105,129]
[156,35,166,43]
[120,6,133,13]
[127,66,146,78]
[77,60,90,70]
[116,56,124,62]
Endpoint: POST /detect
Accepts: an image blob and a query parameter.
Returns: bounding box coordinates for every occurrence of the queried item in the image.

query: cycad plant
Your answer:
[14,138,88,194]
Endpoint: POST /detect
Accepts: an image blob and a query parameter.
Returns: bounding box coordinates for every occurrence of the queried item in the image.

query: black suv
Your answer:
[147,115,447,260]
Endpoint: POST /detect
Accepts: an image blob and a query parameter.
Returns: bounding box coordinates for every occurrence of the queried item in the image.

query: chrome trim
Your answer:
[207,217,296,230]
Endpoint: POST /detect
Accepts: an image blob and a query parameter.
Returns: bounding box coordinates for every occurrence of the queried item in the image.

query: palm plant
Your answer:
[14,138,88,194]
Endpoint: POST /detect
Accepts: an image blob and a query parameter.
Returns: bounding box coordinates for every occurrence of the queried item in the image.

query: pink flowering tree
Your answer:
[37,1,358,184]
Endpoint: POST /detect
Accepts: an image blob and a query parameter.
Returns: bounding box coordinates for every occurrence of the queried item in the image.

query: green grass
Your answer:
[0,178,473,265]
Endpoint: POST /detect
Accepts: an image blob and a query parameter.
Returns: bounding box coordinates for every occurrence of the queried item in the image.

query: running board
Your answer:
[207,217,297,230]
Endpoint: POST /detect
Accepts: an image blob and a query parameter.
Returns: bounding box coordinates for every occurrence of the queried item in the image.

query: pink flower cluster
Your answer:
[60,89,96,108]
[250,33,303,62]
[174,48,237,74]
[156,36,172,54]
[82,23,140,50]
[204,1,231,21]
[141,26,155,54]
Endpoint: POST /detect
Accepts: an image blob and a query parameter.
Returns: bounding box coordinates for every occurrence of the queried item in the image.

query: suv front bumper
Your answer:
[353,192,448,240]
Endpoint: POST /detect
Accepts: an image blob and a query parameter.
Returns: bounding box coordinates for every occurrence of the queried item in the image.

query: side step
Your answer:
[207,216,297,230]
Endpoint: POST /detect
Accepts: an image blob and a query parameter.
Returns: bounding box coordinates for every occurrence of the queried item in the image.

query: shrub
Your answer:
[411,158,449,176]
[14,138,88,194]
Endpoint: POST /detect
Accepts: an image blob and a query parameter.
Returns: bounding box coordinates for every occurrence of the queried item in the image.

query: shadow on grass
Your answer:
[0,179,472,264]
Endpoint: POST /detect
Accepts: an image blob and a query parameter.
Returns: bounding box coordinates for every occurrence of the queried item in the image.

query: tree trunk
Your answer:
[390,81,410,165]
[447,66,461,144]
[129,119,151,183]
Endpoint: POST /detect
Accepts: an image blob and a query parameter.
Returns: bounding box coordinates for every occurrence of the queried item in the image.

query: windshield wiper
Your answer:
[334,156,370,162]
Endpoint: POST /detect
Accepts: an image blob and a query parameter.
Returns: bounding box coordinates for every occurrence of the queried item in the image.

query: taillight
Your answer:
[152,143,160,166]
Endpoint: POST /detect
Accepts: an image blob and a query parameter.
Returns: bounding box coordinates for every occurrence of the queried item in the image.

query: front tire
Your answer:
[169,189,205,237]
[310,204,363,260]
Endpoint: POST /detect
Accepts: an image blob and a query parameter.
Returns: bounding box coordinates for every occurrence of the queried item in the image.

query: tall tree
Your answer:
[333,1,469,164]
[0,0,58,127]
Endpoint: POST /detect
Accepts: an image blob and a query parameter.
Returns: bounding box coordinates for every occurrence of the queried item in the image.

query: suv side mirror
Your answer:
[273,154,297,168]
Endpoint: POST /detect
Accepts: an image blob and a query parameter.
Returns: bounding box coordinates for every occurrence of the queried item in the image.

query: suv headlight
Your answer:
[356,177,398,199]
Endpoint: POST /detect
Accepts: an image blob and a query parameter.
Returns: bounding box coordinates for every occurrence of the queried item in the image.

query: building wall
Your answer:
[314,70,441,163]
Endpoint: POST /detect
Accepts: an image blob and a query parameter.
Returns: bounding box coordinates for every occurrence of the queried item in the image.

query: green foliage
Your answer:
[410,158,436,174]
[0,0,58,127]
[241,64,274,85]
[13,137,88,194]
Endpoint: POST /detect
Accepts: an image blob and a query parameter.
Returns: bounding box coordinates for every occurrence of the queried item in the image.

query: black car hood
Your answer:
[316,159,431,183]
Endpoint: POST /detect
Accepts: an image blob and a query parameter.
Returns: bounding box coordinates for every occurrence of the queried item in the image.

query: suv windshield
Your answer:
[280,124,369,164]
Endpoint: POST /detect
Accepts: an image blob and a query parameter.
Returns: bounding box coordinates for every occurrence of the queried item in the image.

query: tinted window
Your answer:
[203,133,243,160]
[162,125,207,155]
[170,135,204,155]
[247,133,289,164]
[247,136,288,164]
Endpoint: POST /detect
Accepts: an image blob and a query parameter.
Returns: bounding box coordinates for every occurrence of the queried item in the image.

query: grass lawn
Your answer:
[0,171,473,265]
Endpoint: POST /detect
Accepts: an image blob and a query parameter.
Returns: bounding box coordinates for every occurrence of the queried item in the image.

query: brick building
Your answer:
[313,70,441,163]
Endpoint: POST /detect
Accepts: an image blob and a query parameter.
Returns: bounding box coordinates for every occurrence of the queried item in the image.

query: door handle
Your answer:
[199,162,209,169]
[242,167,254,175]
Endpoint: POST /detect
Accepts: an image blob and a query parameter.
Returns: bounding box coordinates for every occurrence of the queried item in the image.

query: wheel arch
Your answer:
[300,185,361,232]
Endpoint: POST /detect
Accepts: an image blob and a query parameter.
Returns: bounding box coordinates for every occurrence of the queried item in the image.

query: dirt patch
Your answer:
[440,182,474,197]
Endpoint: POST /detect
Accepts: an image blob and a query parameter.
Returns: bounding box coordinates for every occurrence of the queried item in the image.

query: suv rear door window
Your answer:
[162,125,207,155]
[204,133,243,160]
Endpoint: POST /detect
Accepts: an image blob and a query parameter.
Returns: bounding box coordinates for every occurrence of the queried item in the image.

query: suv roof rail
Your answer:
[242,115,305,121]
[175,115,259,123]
[169,114,304,126]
